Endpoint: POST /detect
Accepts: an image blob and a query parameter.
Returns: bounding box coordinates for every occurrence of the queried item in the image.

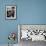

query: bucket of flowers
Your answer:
[8,32,16,46]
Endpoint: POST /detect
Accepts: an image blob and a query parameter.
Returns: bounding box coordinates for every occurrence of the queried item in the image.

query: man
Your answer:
[11,7,15,17]
[7,10,12,17]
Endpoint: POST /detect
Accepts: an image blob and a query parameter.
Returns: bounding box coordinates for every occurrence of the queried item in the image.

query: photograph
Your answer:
[6,5,16,20]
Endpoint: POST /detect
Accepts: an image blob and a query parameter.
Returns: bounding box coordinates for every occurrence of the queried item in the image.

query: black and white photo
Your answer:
[6,5,16,20]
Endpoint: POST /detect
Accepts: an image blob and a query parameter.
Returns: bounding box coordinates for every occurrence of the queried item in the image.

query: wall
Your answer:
[19,0,46,24]
[0,0,46,44]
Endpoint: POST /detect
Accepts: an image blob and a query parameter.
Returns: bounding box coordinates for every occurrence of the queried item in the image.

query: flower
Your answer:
[8,32,16,41]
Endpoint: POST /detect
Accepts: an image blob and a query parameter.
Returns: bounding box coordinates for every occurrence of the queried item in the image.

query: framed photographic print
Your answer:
[5,5,16,20]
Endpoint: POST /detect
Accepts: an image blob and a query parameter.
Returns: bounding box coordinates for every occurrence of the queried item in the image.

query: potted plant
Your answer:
[8,32,16,46]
